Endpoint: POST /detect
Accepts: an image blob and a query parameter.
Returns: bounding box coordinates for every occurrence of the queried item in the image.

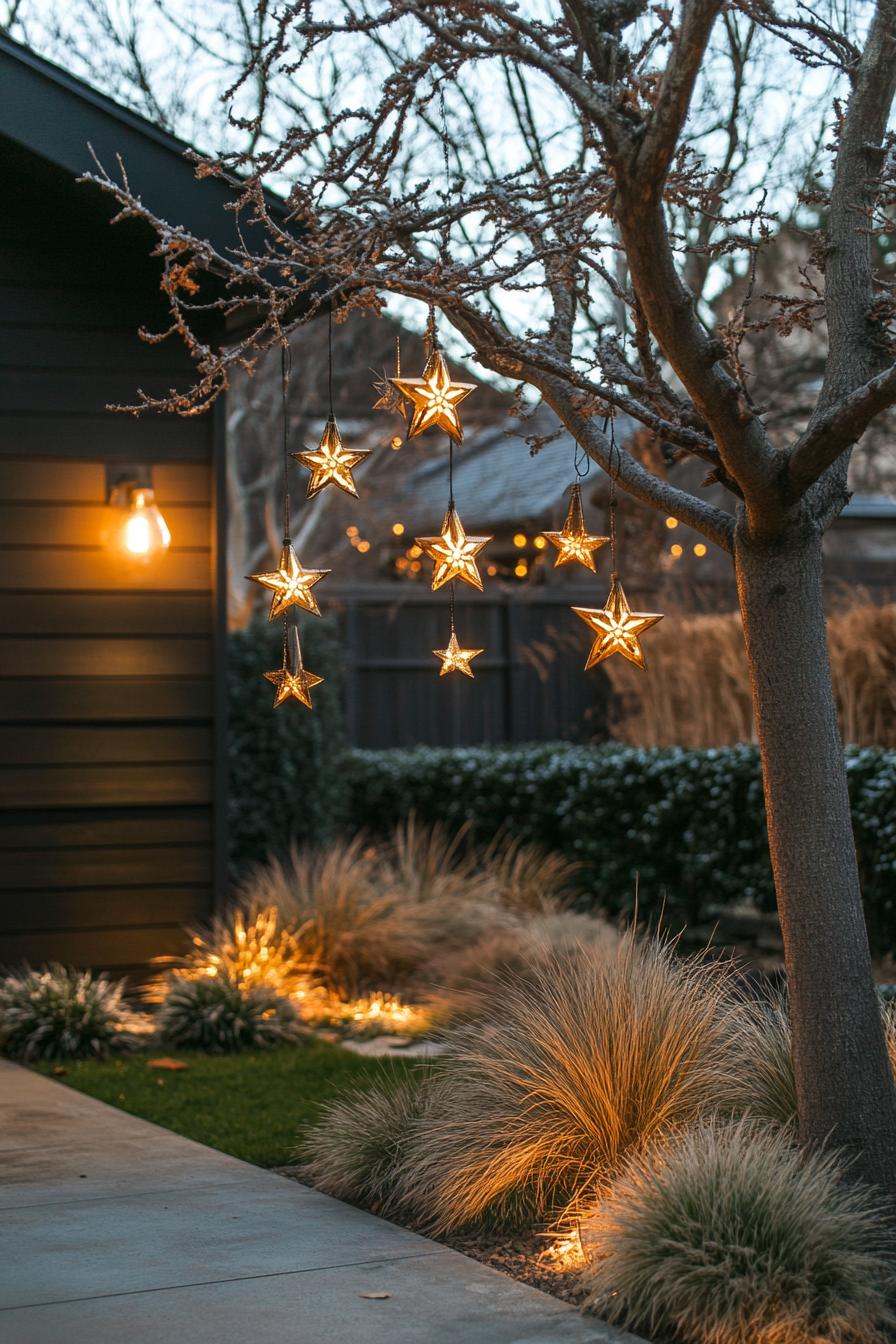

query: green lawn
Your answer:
[33,1041,417,1167]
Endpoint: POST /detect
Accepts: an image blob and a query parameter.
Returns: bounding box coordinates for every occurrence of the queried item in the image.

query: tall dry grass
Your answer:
[607,598,896,748]
[580,1121,894,1344]
[383,935,758,1233]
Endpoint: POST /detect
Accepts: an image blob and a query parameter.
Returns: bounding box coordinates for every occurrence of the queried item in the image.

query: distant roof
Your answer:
[395,410,638,532]
[841,494,896,520]
[0,33,282,253]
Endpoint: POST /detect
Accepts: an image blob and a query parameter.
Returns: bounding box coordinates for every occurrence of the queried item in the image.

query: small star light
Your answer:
[248,542,330,620]
[416,505,492,591]
[572,577,663,670]
[544,484,609,572]
[390,348,476,442]
[264,635,324,710]
[433,630,483,679]
[293,417,370,499]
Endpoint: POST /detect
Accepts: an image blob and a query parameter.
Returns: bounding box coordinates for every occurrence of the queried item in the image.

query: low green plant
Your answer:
[580,1121,894,1344]
[157,973,303,1052]
[0,964,144,1061]
[301,1069,435,1215]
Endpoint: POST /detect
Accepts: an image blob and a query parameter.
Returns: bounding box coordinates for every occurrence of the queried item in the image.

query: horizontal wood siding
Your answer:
[0,140,218,974]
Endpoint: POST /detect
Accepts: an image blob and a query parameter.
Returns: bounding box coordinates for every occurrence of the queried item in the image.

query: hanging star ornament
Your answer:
[248,542,330,620]
[572,577,663,670]
[416,505,492,592]
[264,645,324,709]
[433,631,484,679]
[390,348,476,442]
[544,483,610,573]
[293,417,370,499]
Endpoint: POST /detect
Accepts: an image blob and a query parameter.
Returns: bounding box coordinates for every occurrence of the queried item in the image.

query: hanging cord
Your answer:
[607,415,620,582]
[281,340,292,542]
[447,435,456,636]
[573,435,591,482]
[327,303,335,420]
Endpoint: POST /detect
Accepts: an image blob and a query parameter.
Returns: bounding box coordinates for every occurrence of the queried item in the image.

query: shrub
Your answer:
[344,743,896,948]
[388,935,755,1233]
[580,1121,894,1344]
[157,973,303,1052]
[0,964,144,1061]
[301,1069,435,1215]
[227,615,346,879]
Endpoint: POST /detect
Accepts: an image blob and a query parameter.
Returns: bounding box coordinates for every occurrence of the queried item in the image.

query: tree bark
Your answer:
[736,520,896,1205]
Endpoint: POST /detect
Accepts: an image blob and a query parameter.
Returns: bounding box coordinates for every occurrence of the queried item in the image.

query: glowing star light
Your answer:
[572,577,663,670]
[544,483,609,572]
[433,631,484,678]
[416,505,492,591]
[248,542,330,620]
[390,348,476,442]
[264,648,324,710]
[293,417,370,499]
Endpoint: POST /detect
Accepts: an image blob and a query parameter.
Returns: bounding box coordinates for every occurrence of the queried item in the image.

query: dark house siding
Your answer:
[0,138,219,974]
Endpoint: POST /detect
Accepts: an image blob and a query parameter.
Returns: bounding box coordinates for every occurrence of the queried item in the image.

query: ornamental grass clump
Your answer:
[301,1069,435,1215]
[157,972,303,1052]
[390,933,751,1233]
[0,964,143,1061]
[154,904,309,1000]
[580,1121,894,1344]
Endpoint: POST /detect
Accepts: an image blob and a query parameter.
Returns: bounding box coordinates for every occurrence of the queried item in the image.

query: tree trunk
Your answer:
[736,520,896,1205]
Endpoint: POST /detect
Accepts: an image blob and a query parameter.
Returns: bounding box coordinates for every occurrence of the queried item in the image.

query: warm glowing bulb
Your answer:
[670,543,683,557]
[390,436,402,450]
[117,486,170,559]
[694,543,707,557]
[487,564,498,577]
[346,525,359,538]
[665,516,678,529]
[357,539,371,554]
[392,522,405,536]
[533,535,547,550]
[407,544,422,559]
[513,532,527,548]
[514,560,528,577]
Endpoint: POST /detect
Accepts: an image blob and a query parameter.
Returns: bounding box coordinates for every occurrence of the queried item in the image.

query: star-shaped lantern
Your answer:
[572,577,663,670]
[264,647,324,709]
[293,417,370,499]
[390,348,476,442]
[416,505,492,592]
[248,542,330,620]
[545,484,609,573]
[433,631,484,679]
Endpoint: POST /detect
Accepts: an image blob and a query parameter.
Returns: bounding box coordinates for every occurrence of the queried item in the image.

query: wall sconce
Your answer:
[106,466,171,560]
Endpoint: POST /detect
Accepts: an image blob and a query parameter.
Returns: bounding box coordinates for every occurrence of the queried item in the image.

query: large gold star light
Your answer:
[572,578,663,670]
[390,349,476,442]
[545,484,609,572]
[433,631,483,679]
[416,505,492,591]
[248,542,330,619]
[293,417,370,499]
[264,659,324,709]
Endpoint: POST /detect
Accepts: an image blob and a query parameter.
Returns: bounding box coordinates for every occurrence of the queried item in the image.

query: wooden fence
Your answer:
[329,583,610,748]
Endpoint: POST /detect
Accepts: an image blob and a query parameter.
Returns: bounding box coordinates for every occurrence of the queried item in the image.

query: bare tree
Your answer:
[84,0,896,1203]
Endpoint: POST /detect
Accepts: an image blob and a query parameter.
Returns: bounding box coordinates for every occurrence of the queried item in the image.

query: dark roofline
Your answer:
[0,32,285,252]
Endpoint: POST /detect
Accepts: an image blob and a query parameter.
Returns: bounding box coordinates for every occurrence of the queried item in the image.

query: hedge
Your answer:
[227,617,346,879]
[344,743,896,951]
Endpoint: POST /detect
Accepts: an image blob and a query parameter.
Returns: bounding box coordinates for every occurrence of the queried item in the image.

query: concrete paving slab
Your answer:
[0,1060,646,1344]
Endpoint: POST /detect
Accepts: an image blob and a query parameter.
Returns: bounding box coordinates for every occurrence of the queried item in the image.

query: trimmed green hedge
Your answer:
[344,743,896,950]
[227,617,346,879]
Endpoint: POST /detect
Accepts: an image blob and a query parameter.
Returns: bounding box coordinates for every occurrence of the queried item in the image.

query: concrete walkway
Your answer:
[0,1060,644,1344]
